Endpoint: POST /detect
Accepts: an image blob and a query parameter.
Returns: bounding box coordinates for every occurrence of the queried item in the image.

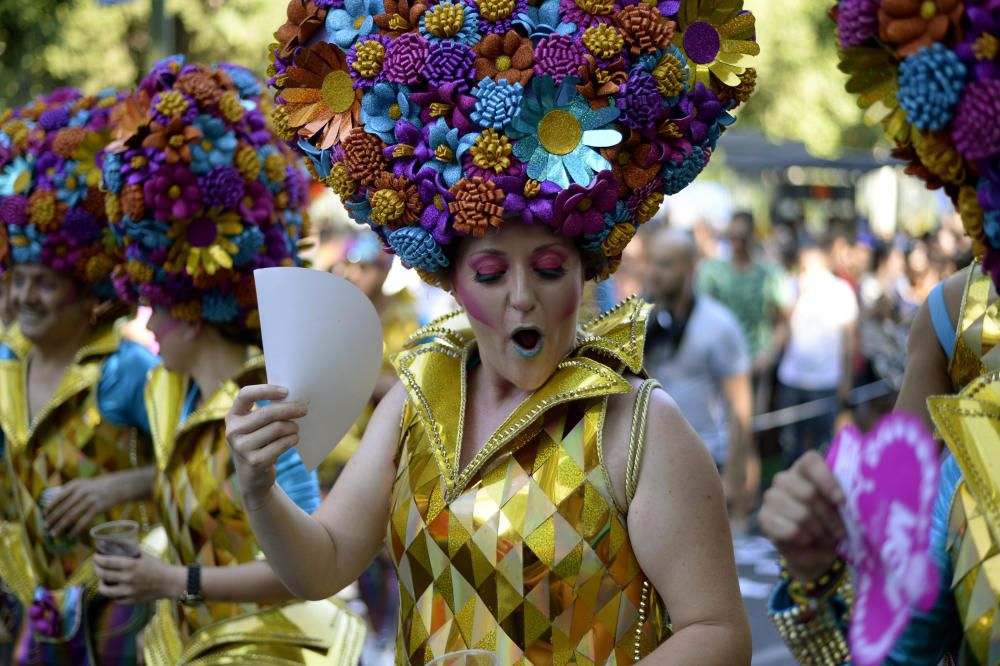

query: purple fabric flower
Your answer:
[955,0,1000,82]
[1,195,28,226]
[38,107,71,131]
[503,179,560,225]
[199,166,245,209]
[425,41,477,88]
[140,58,184,98]
[647,104,694,164]
[616,70,667,130]
[383,33,429,86]
[417,171,455,244]
[151,91,198,126]
[534,34,587,84]
[551,169,617,236]
[462,151,524,183]
[27,591,62,638]
[559,0,618,29]
[348,35,391,89]
[952,80,1000,160]
[626,178,658,212]
[386,120,431,178]
[411,82,477,133]
[62,208,101,242]
[285,166,309,207]
[837,0,879,48]
[978,159,1000,212]
[239,181,276,225]
[619,0,678,13]
[40,231,83,274]
[121,148,159,186]
[315,0,346,7]
[144,164,202,221]
[34,153,61,188]
[244,108,274,147]
[680,83,723,145]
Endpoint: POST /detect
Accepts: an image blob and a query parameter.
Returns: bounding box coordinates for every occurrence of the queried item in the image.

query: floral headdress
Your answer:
[0,88,126,297]
[832,0,1000,284]
[269,0,758,282]
[105,57,310,331]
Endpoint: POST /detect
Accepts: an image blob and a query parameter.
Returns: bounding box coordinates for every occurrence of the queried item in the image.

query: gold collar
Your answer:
[0,325,122,453]
[392,296,651,500]
[146,352,265,471]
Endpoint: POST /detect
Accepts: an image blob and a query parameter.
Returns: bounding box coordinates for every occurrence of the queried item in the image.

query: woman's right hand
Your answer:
[226,384,308,511]
[759,451,847,582]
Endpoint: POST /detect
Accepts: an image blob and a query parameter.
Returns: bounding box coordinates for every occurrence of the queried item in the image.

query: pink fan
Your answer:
[825,412,940,666]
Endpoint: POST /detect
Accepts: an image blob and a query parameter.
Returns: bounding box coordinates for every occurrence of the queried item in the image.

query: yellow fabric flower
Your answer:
[167,209,244,277]
[675,0,759,86]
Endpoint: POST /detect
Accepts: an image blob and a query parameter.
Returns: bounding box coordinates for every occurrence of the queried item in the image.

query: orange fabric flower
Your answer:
[449,177,504,237]
[369,172,422,228]
[275,0,329,58]
[615,4,675,55]
[877,0,963,57]
[374,0,428,36]
[53,127,86,158]
[601,129,660,193]
[715,68,757,108]
[343,128,387,185]
[575,54,627,107]
[142,116,203,164]
[120,184,147,221]
[281,42,363,149]
[176,68,227,107]
[473,31,535,87]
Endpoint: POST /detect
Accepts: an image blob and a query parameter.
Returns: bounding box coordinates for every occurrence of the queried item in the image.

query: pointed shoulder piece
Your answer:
[929,372,1000,546]
[576,295,651,374]
[399,309,475,353]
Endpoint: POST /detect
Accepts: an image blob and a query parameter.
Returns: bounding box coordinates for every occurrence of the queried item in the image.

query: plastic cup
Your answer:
[90,520,140,558]
[424,650,499,666]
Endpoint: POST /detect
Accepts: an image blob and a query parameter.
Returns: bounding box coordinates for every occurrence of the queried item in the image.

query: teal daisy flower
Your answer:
[508,76,621,188]
[361,83,423,143]
[0,156,33,197]
[55,161,89,206]
[327,0,385,50]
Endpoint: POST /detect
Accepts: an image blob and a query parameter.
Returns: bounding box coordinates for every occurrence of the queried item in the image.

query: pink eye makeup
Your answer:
[531,247,569,277]
[469,255,509,283]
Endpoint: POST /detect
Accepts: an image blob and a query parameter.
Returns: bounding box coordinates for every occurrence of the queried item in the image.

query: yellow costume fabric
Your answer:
[140,353,365,666]
[949,261,1000,392]
[389,297,670,665]
[0,325,155,596]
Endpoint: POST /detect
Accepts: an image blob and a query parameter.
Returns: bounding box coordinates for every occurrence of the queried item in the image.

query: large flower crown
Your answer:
[0,88,127,297]
[105,57,310,331]
[833,0,1000,282]
[270,0,758,281]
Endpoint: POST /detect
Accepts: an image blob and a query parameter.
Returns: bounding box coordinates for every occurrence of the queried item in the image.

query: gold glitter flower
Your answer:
[469,129,513,173]
[352,40,387,79]
[235,143,261,180]
[218,91,245,124]
[324,162,358,198]
[154,90,191,119]
[582,24,625,60]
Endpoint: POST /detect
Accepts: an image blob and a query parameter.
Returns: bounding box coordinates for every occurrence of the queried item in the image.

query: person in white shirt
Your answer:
[777,239,858,462]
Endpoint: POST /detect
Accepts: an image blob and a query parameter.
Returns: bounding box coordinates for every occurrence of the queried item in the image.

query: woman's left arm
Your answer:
[629,390,752,665]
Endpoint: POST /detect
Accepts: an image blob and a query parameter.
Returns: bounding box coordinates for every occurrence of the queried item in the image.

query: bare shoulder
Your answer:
[603,377,718,510]
[942,264,971,322]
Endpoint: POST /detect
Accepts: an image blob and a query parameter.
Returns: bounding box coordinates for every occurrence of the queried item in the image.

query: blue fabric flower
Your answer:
[220,64,262,98]
[296,140,333,180]
[122,218,171,250]
[423,118,467,186]
[509,76,621,188]
[54,161,88,206]
[898,44,967,132]
[9,224,44,264]
[202,292,239,324]
[102,153,123,194]
[256,145,285,193]
[581,201,630,253]
[471,78,524,129]
[419,0,481,45]
[514,0,576,38]
[232,226,266,266]
[189,115,237,175]
[662,145,707,195]
[344,196,374,226]
[327,0,385,50]
[361,83,423,143]
[0,156,33,197]
[388,226,449,271]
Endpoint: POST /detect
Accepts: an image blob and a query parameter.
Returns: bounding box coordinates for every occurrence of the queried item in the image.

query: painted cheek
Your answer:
[151,316,183,343]
[455,279,494,328]
[559,281,582,320]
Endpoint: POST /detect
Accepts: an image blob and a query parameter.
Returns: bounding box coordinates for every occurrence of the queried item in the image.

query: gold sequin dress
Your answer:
[388,297,671,665]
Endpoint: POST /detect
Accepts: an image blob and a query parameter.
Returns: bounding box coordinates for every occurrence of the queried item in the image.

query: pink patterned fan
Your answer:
[825,412,940,666]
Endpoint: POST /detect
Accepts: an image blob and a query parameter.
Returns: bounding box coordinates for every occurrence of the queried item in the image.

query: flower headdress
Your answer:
[105,57,310,331]
[832,0,1000,284]
[270,0,758,282]
[0,88,127,296]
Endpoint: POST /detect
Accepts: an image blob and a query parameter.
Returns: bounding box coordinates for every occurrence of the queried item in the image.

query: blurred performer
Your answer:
[92,58,364,665]
[644,228,755,523]
[0,89,158,666]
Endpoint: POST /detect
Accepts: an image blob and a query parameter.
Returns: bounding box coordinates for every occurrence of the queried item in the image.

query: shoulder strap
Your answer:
[625,379,661,506]
[927,281,956,362]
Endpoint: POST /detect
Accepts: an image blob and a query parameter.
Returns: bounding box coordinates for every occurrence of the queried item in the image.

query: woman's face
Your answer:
[147,309,197,373]
[451,222,585,392]
[10,263,92,345]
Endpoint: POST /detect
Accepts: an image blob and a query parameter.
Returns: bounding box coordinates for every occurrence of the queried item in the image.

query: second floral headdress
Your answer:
[270,0,758,281]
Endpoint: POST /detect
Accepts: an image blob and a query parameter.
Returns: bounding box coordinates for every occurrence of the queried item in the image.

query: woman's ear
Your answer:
[183,319,204,342]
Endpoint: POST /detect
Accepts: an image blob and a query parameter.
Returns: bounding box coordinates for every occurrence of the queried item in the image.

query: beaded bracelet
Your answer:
[781,557,847,606]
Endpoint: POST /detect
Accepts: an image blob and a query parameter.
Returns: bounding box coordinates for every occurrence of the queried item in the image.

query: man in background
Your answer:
[645,228,756,525]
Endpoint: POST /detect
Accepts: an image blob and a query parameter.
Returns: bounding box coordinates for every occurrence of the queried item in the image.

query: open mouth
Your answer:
[511,326,543,358]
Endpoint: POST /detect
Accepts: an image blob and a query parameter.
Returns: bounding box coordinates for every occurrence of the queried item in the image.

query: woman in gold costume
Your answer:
[90,57,364,665]
[222,0,762,660]
[0,87,159,666]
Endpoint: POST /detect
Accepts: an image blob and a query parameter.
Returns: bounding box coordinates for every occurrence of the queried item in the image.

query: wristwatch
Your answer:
[179,565,202,606]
